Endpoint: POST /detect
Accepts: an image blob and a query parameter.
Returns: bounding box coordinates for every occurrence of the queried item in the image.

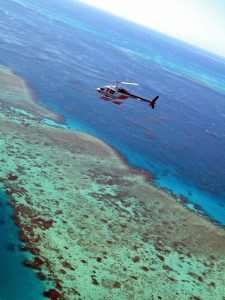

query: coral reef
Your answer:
[0,65,225,299]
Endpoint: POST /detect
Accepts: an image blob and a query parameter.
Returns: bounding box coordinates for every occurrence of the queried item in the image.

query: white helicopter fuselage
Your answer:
[96,85,121,99]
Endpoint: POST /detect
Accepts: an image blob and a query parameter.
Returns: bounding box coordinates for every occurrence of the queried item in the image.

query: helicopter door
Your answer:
[105,88,117,99]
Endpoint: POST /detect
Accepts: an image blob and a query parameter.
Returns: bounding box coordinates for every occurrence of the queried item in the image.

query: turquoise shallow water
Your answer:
[0,190,44,300]
[64,117,225,226]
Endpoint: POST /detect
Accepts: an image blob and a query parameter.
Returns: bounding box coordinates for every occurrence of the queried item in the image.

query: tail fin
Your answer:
[149,96,159,109]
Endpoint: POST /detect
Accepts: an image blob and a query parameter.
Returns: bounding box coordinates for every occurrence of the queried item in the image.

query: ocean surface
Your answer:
[0,191,44,299]
[0,0,225,297]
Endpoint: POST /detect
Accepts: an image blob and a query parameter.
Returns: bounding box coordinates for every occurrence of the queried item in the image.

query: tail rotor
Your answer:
[149,96,159,109]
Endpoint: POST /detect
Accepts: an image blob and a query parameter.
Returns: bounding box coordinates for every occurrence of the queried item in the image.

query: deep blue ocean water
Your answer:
[0,191,44,299]
[0,0,225,297]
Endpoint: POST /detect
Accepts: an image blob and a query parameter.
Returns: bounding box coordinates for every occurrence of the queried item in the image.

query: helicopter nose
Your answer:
[96,88,101,93]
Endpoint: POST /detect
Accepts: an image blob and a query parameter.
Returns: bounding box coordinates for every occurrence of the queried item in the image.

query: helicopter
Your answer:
[96,81,159,109]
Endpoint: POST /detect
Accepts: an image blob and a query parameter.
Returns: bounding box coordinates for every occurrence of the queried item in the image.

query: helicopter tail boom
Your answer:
[134,95,159,109]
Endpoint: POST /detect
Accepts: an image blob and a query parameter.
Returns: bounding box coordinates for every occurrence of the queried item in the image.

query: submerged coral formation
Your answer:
[0,66,62,122]
[0,65,225,300]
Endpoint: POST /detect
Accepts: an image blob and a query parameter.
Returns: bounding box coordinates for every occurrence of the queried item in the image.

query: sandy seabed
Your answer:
[0,65,225,300]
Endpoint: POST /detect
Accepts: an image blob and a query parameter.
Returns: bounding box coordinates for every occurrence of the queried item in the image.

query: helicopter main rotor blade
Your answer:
[119,81,139,86]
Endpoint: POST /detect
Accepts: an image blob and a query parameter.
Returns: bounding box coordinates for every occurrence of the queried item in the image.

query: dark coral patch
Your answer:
[91,275,99,285]
[43,289,62,300]
[7,174,18,181]
[19,230,30,242]
[37,271,47,281]
[28,246,40,255]
[56,280,63,290]
[6,187,27,196]
[132,256,140,263]
[112,281,121,288]
[81,259,87,264]
[62,261,75,271]
[208,282,216,288]
[96,257,102,262]
[106,240,113,244]
[23,257,44,269]
[157,254,165,262]
[32,217,54,230]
